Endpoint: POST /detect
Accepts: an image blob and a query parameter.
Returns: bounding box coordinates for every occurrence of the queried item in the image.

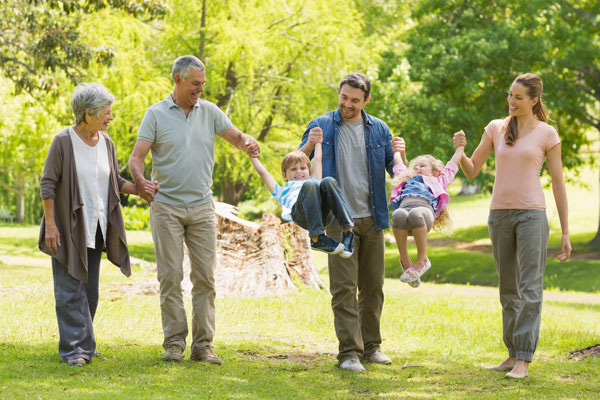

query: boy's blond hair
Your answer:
[281,151,312,179]
[394,154,451,231]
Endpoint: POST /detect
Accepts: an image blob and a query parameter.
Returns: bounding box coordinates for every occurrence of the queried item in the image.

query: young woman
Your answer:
[453,73,571,379]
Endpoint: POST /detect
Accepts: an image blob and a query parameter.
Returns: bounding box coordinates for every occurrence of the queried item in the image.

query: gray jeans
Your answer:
[488,209,549,362]
[52,227,103,363]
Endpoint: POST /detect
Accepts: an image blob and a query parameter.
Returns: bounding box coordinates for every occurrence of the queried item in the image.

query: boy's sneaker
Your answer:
[340,231,354,258]
[311,234,344,255]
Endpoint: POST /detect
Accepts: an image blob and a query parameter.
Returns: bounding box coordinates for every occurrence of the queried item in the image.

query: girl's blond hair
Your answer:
[393,154,451,231]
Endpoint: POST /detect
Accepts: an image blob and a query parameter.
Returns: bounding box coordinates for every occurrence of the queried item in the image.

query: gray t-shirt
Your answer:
[137,95,232,207]
[336,119,371,218]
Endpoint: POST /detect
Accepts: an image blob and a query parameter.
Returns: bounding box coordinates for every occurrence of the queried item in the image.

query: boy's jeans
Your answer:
[291,177,353,238]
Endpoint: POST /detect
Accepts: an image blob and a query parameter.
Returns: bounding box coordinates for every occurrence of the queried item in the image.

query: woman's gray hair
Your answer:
[71,83,114,125]
[172,55,205,81]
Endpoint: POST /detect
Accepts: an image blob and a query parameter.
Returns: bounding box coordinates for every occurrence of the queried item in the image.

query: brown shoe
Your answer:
[190,345,222,364]
[162,344,183,362]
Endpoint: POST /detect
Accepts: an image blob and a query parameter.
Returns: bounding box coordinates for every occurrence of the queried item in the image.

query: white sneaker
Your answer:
[339,358,366,372]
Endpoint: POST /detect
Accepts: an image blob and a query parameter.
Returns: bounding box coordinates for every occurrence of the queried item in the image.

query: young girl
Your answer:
[389,139,464,288]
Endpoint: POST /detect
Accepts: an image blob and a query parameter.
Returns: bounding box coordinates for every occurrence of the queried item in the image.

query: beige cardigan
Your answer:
[38,129,131,282]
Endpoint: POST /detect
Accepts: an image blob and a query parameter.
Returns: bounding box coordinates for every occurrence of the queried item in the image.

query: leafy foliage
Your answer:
[371,0,598,191]
[0,0,168,94]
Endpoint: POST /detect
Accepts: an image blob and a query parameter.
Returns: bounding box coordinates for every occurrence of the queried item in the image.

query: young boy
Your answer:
[250,140,354,257]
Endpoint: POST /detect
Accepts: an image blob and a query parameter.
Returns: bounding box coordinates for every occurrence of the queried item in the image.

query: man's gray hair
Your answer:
[172,55,205,81]
[71,83,114,125]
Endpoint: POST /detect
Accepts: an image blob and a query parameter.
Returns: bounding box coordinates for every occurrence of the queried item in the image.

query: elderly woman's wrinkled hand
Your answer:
[45,222,61,254]
[137,178,159,203]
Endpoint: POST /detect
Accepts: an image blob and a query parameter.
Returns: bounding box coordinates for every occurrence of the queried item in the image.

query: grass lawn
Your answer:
[1,224,599,399]
[1,169,599,399]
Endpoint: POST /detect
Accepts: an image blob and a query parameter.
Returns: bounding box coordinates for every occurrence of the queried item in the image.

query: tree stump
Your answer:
[127,202,327,298]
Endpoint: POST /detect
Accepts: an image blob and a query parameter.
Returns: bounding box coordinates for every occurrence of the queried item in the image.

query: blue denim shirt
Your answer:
[299,109,395,231]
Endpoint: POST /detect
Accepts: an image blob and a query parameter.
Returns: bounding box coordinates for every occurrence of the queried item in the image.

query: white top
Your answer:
[69,127,110,248]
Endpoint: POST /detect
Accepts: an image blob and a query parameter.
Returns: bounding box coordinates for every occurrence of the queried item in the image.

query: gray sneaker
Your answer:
[162,344,183,362]
[338,357,365,372]
[190,345,222,364]
[363,350,392,364]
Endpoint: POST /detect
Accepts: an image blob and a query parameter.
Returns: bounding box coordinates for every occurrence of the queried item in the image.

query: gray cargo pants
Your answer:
[488,209,549,362]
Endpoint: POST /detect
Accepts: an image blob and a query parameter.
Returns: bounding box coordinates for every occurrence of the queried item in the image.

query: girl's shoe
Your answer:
[408,278,421,288]
[400,258,432,283]
[400,259,420,287]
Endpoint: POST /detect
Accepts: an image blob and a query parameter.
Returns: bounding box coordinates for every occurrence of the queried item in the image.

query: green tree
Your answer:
[0,78,65,223]
[371,0,596,193]
[0,0,168,95]
[157,0,380,205]
[0,1,168,223]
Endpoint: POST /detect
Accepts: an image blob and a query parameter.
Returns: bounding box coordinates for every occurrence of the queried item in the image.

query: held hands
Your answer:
[453,130,467,149]
[557,234,572,262]
[244,136,260,158]
[136,178,160,203]
[308,127,323,148]
[392,137,408,166]
[45,222,61,254]
[392,137,406,154]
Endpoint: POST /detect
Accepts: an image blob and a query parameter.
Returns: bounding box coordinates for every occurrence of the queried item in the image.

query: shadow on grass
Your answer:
[385,225,600,293]
[1,342,599,399]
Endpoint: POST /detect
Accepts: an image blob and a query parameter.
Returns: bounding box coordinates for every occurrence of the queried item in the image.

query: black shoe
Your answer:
[340,231,354,258]
[311,234,344,254]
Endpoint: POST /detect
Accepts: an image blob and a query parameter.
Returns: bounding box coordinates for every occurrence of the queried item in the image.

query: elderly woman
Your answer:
[39,83,157,366]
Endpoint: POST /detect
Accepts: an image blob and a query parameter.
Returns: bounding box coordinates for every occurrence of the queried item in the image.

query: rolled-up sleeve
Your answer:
[40,137,63,200]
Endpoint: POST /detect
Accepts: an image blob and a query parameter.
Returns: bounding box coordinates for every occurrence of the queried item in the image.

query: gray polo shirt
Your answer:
[138,95,232,207]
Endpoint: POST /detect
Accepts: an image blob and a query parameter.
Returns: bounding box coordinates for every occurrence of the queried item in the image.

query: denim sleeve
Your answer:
[383,127,395,178]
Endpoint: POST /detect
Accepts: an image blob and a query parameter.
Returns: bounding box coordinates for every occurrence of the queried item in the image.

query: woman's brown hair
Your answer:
[504,73,548,146]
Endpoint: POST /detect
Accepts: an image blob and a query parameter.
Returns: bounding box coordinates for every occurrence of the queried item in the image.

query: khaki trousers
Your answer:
[326,216,385,362]
[488,209,549,362]
[150,200,217,353]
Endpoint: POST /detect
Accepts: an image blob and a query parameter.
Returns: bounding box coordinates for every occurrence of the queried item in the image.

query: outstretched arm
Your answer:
[222,126,260,158]
[250,157,277,193]
[449,144,465,165]
[547,143,571,261]
[453,130,492,179]
[312,143,322,180]
[392,137,408,166]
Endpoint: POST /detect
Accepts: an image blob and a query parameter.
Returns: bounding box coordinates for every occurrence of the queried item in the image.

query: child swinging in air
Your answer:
[389,136,464,288]
[250,131,354,257]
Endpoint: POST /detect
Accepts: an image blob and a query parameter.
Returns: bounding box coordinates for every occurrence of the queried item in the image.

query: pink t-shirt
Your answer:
[486,119,560,210]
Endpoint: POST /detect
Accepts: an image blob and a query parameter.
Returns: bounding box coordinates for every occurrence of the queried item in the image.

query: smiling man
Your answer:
[299,73,403,372]
[129,55,259,364]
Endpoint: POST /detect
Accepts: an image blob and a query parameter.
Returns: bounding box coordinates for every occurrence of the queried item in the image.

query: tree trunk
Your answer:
[15,172,25,224]
[198,0,207,61]
[125,203,326,298]
[458,180,479,196]
[588,163,600,248]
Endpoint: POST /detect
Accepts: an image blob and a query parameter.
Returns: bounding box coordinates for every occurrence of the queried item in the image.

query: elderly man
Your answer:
[299,73,404,372]
[129,55,260,363]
